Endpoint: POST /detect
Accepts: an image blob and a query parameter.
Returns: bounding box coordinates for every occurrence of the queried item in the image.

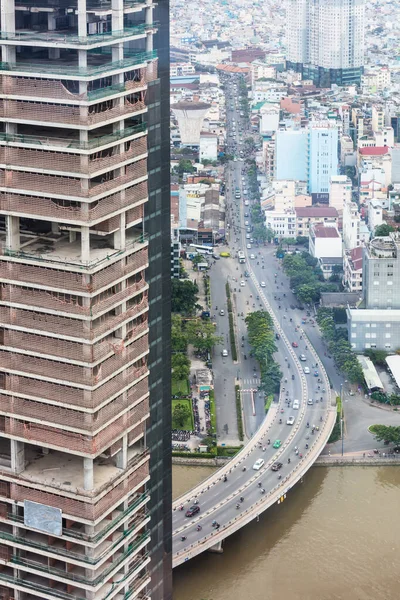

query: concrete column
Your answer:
[69,231,77,243]
[51,221,59,234]
[77,0,87,38]
[6,215,20,251]
[81,226,90,263]
[208,539,223,554]
[146,32,153,53]
[113,211,126,250]
[1,0,16,63]
[11,440,25,474]
[48,13,60,59]
[116,434,128,470]
[83,457,94,490]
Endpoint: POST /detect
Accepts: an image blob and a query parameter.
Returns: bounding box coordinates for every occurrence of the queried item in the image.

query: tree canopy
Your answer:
[369,424,400,445]
[374,224,395,237]
[171,279,200,315]
[245,311,282,396]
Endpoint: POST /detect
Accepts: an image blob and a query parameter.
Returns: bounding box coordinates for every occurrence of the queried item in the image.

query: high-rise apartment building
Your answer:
[348,233,400,351]
[286,0,365,87]
[275,122,338,194]
[0,0,172,599]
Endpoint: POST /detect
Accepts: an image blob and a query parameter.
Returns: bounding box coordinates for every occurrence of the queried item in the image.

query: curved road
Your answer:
[172,152,336,566]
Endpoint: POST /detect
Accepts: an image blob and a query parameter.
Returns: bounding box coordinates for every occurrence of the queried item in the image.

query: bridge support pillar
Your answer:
[208,540,223,554]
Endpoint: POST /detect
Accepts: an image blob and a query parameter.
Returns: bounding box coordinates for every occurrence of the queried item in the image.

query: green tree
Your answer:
[172,402,191,428]
[297,283,321,304]
[374,224,394,237]
[174,159,195,176]
[171,314,187,352]
[185,319,222,352]
[370,424,400,445]
[253,224,268,243]
[171,353,190,381]
[259,361,282,396]
[171,279,200,315]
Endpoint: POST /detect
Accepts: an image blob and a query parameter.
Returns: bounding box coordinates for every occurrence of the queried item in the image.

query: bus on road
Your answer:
[238,250,245,263]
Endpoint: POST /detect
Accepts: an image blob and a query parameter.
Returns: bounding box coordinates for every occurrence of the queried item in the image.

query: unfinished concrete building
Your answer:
[0,0,162,598]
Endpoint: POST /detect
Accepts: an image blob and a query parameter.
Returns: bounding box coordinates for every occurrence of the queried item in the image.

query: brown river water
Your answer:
[172,465,400,600]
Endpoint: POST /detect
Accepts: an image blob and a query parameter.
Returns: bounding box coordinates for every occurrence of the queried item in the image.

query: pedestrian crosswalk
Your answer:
[242,378,260,386]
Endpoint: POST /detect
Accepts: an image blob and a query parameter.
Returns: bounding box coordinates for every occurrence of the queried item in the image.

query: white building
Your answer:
[251,60,277,87]
[330,175,352,213]
[260,104,280,135]
[368,199,383,235]
[199,132,218,162]
[264,210,297,239]
[309,224,342,260]
[286,0,365,86]
[342,201,361,250]
[343,246,363,292]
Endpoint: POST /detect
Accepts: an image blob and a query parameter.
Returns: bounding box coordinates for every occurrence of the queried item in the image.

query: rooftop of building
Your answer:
[171,101,211,110]
[320,292,362,308]
[359,146,389,156]
[312,225,340,238]
[295,206,338,218]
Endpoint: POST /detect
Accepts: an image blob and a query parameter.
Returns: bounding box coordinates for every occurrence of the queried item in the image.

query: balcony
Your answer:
[0,295,149,341]
[0,68,155,103]
[1,276,147,319]
[0,136,148,176]
[0,23,158,50]
[0,158,148,199]
[0,246,148,294]
[0,183,147,225]
[0,331,148,384]
[0,380,149,433]
[0,51,157,81]
[0,98,146,128]
[0,536,150,598]
[4,403,148,455]
[0,492,149,545]
[10,460,150,520]
[2,364,148,411]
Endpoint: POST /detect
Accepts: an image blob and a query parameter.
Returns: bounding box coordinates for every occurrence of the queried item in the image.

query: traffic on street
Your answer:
[172,74,336,566]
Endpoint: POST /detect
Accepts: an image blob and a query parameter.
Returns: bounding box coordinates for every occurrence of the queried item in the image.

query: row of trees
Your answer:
[245,310,282,397]
[282,252,340,304]
[316,307,364,384]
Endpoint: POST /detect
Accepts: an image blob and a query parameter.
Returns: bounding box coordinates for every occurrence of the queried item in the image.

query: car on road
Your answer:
[271,462,283,471]
[219,309,225,316]
[244,200,249,206]
[299,354,306,361]
[275,333,280,340]
[245,221,249,226]
[293,400,300,409]
[244,270,250,278]
[287,416,295,425]
[253,458,265,471]
[303,366,310,374]
[247,243,252,249]
[273,440,281,449]
[240,280,245,287]
[260,281,266,287]
[250,253,255,259]
[307,399,313,405]
[185,505,200,518]
[244,213,249,217]
[292,342,298,348]
[222,349,228,357]
[290,304,296,309]
[212,253,220,260]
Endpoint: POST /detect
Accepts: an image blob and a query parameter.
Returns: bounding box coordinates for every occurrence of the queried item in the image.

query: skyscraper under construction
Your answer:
[0,0,172,598]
